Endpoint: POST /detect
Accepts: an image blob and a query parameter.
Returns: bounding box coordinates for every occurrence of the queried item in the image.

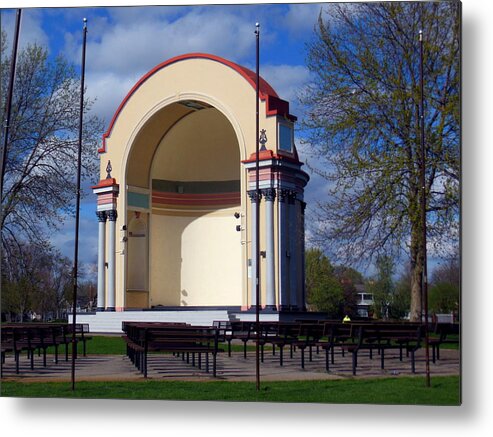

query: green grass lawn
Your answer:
[0,376,460,405]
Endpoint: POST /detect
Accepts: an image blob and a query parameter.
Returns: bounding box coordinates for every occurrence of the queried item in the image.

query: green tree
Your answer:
[391,269,412,320]
[301,2,460,321]
[429,257,460,318]
[305,248,344,317]
[1,241,72,321]
[333,266,360,317]
[366,255,395,319]
[429,282,459,317]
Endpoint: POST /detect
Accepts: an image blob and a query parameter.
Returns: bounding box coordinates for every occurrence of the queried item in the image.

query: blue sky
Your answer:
[1,1,330,278]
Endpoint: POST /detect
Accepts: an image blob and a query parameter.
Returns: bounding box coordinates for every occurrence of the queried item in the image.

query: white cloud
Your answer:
[260,64,311,103]
[2,8,50,50]
[282,3,323,36]
[86,71,139,124]
[65,9,255,79]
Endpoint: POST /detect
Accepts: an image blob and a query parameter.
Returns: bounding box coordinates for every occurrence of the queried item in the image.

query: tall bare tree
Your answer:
[301,2,460,321]
[0,34,103,252]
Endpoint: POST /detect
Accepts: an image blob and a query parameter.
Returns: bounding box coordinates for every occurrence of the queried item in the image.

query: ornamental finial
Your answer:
[259,129,267,150]
[106,160,112,179]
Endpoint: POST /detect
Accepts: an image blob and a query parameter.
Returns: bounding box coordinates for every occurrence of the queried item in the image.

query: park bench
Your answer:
[262,322,300,366]
[65,323,92,357]
[341,323,424,375]
[226,321,256,358]
[122,322,224,378]
[315,322,359,371]
[290,323,325,369]
[0,322,86,376]
[1,329,14,377]
[428,323,460,363]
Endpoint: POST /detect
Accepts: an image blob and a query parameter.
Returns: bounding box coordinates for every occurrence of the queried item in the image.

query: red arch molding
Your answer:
[99,53,296,154]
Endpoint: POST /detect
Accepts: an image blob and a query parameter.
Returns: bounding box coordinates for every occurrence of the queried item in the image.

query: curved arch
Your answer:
[121,93,248,187]
[100,53,295,153]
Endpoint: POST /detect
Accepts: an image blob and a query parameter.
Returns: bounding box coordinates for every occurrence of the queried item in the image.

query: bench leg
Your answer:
[309,346,313,362]
[198,352,202,369]
[325,348,330,372]
[352,351,357,376]
[279,346,284,367]
[206,353,210,373]
[301,348,305,369]
[243,341,247,359]
[228,341,231,357]
[380,348,385,369]
[411,350,416,373]
[213,353,217,377]
[272,344,275,356]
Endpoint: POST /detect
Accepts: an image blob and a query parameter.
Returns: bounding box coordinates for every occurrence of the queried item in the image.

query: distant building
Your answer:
[355,284,374,318]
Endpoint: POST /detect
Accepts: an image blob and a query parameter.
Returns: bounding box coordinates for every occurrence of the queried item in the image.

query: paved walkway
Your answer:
[1,347,460,383]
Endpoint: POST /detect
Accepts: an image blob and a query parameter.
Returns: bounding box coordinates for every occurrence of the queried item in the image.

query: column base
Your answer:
[105,307,115,312]
[96,307,105,312]
[263,305,277,311]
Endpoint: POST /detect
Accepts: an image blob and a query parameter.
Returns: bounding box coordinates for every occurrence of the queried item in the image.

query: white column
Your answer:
[107,209,117,311]
[248,191,258,307]
[96,211,107,311]
[288,191,299,309]
[263,188,276,308]
[278,189,290,310]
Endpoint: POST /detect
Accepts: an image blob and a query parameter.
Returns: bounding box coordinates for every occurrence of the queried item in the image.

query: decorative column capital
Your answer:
[261,188,276,202]
[247,190,262,203]
[96,211,107,222]
[278,188,290,203]
[107,210,118,222]
[287,190,297,204]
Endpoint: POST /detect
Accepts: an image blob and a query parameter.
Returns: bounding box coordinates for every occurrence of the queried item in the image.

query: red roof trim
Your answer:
[241,150,301,165]
[92,178,119,189]
[99,53,295,153]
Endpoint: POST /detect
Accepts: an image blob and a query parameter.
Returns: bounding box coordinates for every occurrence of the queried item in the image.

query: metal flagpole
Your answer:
[0,9,22,211]
[254,22,261,392]
[71,18,88,391]
[419,28,431,388]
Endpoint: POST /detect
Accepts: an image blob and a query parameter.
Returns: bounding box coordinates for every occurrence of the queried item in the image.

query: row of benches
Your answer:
[215,320,428,375]
[1,323,92,376]
[122,320,459,377]
[122,322,224,377]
